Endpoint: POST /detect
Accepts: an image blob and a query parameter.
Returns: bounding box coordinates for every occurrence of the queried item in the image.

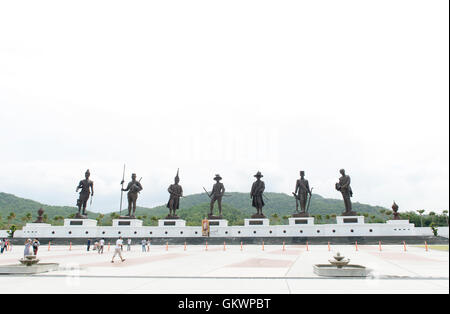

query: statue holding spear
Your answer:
[121,171,143,218]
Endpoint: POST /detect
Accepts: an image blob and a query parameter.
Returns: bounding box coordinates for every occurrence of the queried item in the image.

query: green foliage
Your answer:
[430,223,438,237]
[7,224,17,238]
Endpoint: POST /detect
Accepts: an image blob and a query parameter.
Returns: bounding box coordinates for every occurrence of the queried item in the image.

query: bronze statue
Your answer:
[392,201,400,220]
[205,174,226,219]
[335,169,355,216]
[121,173,143,218]
[293,171,312,217]
[167,169,183,219]
[75,169,94,218]
[250,171,266,218]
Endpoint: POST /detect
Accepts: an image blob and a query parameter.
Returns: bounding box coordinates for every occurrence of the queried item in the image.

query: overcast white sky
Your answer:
[0,0,448,214]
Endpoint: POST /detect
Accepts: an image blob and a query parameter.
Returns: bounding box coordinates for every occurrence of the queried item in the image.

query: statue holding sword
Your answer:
[293,170,312,217]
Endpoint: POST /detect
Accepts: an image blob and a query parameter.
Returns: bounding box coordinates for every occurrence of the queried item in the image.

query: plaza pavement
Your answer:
[0,242,448,294]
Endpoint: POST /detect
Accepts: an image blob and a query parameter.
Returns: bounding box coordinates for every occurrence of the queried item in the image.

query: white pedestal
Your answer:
[158,219,186,227]
[336,216,365,224]
[64,219,97,227]
[25,223,51,227]
[386,220,410,225]
[112,219,143,227]
[208,219,228,227]
[244,218,270,227]
[288,217,315,226]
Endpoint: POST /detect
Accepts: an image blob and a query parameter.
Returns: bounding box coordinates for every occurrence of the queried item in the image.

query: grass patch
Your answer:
[415,245,449,251]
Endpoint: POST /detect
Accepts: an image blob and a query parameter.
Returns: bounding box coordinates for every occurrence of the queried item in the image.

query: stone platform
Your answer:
[13,217,439,240]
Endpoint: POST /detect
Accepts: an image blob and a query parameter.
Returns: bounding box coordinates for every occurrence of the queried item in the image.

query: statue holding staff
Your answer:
[121,173,143,218]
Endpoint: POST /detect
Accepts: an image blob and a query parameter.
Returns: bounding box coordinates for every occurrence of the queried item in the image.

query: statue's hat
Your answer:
[85,169,90,175]
[254,171,263,178]
[175,168,180,180]
[214,174,222,181]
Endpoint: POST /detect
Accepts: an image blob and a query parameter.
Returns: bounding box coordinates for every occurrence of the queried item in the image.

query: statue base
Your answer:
[158,219,186,227]
[336,216,365,224]
[208,219,228,227]
[208,214,223,220]
[245,218,270,227]
[119,215,136,219]
[292,212,309,217]
[341,211,358,216]
[251,213,266,219]
[288,217,315,225]
[165,214,180,220]
[74,213,88,219]
[64,219,97,227]
[113,219,143,227]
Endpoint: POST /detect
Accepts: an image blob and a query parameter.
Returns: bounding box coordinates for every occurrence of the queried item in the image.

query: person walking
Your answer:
[0,239,5,254]
[111,237,125,263]
[87,239,91,251]
[141,239,147,252]
[24,239,32,257]
[32,238,40,255]
[147,238,150,252]
[98,238,105,254]
[127,238,132,251]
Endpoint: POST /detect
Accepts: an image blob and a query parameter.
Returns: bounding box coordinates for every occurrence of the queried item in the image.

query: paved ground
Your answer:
[0,243,448,293]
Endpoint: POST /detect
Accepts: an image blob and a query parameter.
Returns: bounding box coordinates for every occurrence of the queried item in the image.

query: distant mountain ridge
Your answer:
[0,191,388,227]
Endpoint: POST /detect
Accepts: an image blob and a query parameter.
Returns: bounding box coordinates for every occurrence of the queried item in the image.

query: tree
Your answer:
[110,212,120,220]
[96,214,105,225]
[271,213,280,225]
[429,211,436,223]
[442,210,448,226]
[416,210,425,227]
[7,224,17,238]
[7,212,16,224]
[316,214,322,224]
[20,212,33,225]
[384,210,392,221]
[53,216,64,225]
[430,223,438,237]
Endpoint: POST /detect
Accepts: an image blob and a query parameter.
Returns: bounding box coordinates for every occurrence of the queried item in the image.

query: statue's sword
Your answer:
[306,187,314,213]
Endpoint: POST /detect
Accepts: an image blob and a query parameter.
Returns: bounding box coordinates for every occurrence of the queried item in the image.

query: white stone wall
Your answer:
[13,220,421,239]
[415,227,449,238]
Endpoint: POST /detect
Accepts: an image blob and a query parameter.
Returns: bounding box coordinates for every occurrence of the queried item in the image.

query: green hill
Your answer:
[0,192,98,227]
